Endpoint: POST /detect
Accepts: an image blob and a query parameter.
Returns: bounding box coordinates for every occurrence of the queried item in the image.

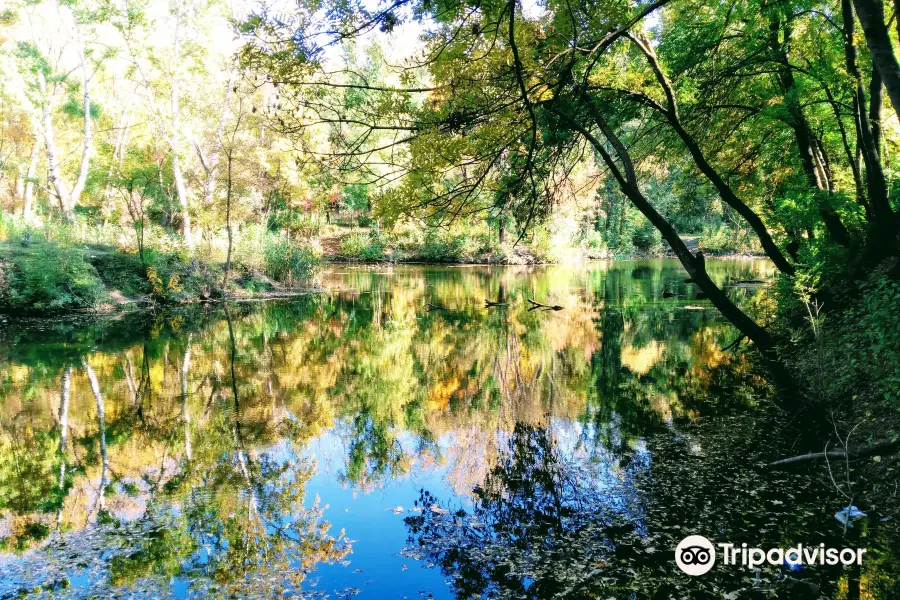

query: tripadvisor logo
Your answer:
[674,535,867,576]
[675,535,716,576]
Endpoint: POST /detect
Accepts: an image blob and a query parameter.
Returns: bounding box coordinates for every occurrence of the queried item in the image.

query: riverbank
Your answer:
[0,233,319,315]
[314,220,767,263]
[320,227,765,265]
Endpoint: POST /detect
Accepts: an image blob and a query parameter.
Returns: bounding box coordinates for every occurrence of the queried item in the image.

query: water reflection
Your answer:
[2,260,879,598]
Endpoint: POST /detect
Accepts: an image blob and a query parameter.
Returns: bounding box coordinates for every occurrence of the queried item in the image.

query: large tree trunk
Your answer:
[56,367,71,526]
[172,151,191,243]
[844,0,899,257]
[869,66,883,154]
[824,84,869,213]
[668,118,795,274]
[553,102,777,354]
[843,0,894,234]
[169,33,193,246]
[38,73,75,224]
[854,0,900,119]
[181,335,192,461]
[82,358,109,514]
[223,152,234,288]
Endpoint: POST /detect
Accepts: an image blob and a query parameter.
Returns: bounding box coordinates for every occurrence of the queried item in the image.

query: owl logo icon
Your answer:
[675,535,716,575]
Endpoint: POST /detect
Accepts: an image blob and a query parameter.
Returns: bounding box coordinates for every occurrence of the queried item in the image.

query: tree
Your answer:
[242,0,900,362]
[8,0,101,222]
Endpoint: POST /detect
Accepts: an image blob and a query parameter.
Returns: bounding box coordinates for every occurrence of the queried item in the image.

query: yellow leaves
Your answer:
[146,265,164,296]
[4,364,30,384]
[530,80,554,103]
[621,341,665,375]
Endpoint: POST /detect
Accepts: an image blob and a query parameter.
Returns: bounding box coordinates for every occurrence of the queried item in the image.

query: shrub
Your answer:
[700,224,760,256]
[264,237,319,283]
[132,249,221,303]
[787,274,900,415]
[339,231,386,262]
[230,224,269,273]
[417,230,467,262]
[0,236,106,312]
[631,220,663,254]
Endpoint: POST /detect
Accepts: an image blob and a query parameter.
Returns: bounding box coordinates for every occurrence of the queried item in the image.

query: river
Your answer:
[1,259,893,599]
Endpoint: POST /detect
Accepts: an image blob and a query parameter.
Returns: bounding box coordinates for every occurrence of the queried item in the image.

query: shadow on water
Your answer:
[0,260,896,598]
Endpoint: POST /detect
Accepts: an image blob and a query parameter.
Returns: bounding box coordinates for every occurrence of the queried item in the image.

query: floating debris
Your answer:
[835,505,867,527]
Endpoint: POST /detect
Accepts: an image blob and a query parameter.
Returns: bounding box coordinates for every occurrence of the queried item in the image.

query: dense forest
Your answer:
[2,0,898,397]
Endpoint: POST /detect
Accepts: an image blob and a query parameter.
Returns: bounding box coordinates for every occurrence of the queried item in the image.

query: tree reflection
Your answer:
[402,415,892,599]
[404,423,644,599]
[0,261,796,595]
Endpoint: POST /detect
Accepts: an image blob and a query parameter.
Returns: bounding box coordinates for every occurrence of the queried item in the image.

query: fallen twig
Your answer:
[769,439,900,467]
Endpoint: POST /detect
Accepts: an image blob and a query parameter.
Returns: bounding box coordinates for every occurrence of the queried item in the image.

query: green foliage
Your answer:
[0,233,106,312]
[0,432,66,514]
[700,224,760,256]
[412,229,483,262]
[89,250,151,297]
[339,231,386,262]
[785,274,900,415]
[631,220,663,255]
[846,277,900,405]
[341,184,370,214]
[61,95,100,120]
[263,236,319,283]
[108,520,197,586]
[141,250,224,302]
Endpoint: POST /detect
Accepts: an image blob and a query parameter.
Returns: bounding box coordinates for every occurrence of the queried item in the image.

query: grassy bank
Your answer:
[0,220,319,314]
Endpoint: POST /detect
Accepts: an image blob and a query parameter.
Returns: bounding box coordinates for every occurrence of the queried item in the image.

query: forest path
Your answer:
[319,227,372,258]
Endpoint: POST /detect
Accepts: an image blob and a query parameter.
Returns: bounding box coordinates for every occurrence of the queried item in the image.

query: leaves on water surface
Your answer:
[400,419,898,599]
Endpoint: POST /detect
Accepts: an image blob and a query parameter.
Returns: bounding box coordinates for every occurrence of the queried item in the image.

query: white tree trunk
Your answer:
[169,26,193,247]
[15,164,25,207]
[22,136,40,221]
[181,334,193,460]
[70,47,93,207]
[38,73,74,223]
[57,367,72,526]
[172,151,191,242]
[82,358,108,513]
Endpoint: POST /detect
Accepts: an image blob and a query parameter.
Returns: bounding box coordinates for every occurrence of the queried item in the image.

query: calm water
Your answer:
[1,260,895,599]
